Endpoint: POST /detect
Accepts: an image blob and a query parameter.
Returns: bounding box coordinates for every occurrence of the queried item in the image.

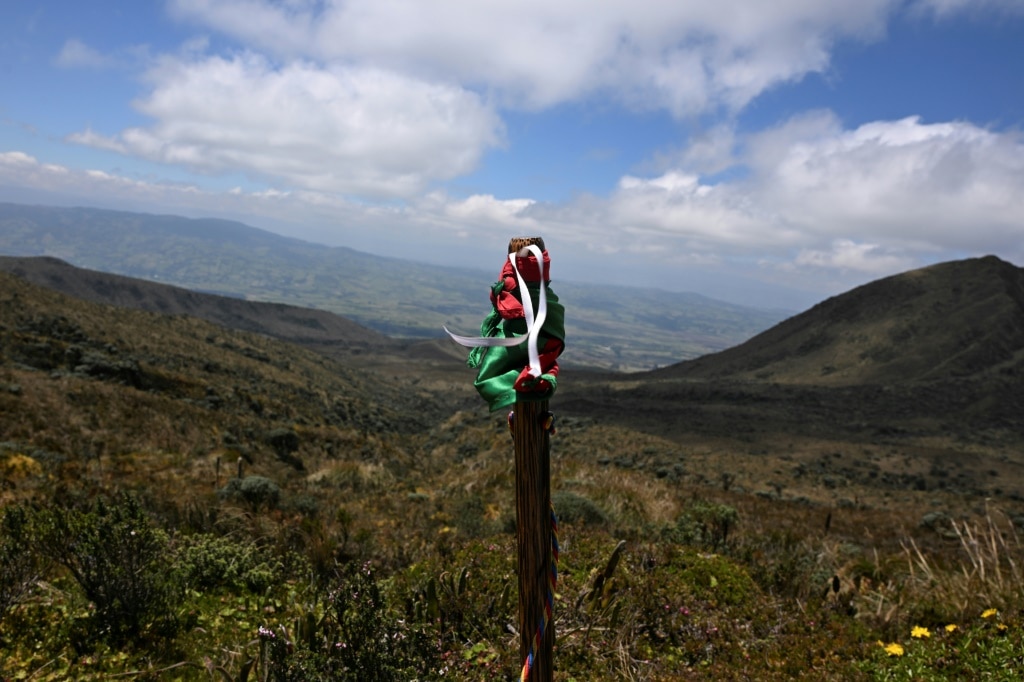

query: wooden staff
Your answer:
[509,236,554,682]
[514,399,554,681]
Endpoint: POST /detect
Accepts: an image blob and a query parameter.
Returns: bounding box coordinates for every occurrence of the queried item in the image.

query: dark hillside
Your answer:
[557,256,1024,505]
[652,255,1024,385]
[0,255,389,350]
[0,270,450,482]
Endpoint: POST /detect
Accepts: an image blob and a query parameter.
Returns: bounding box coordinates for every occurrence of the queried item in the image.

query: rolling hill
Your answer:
[0,255,388,350]
[0,269,444,442]
[0,201,787,371]
[4,243,1024,680]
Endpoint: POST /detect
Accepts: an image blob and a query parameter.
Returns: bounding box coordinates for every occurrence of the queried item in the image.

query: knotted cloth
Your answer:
[446,244,566,411]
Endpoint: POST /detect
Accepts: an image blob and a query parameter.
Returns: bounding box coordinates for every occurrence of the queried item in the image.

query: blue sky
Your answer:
[1,0,1023,310]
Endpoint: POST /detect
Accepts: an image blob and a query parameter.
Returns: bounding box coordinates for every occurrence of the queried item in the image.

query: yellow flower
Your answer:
[982,608,999,619]
[882,642,904,657]
[997,623,1009,632]
[911,626,931,639]
[945,624,958,633]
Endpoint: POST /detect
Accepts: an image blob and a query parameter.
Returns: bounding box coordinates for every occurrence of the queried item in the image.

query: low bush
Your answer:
[671,499,739,551]
[219,475,281,512]
[0,505,47,617]
[552,490,609,528]
[42,493,181,648]
[174,532,285,594]
[257,562,435,681]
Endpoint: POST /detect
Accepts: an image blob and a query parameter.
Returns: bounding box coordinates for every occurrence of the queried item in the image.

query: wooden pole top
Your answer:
[508,236,546,254]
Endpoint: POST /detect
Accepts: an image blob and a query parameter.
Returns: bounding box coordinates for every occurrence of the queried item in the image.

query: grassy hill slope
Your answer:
[0,269,448,479]
[3,254,1024,680]
[653,255,1024,384]
[0,255,390,349]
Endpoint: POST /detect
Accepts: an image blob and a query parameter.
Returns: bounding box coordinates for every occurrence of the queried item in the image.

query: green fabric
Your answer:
[468,284,565,412]
[466,280,506,369]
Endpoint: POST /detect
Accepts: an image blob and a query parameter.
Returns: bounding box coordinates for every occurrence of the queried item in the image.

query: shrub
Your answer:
[668,547,758,607]
[42,493,181,647]
[265,428,300,454]
[453,494,499,539]
[258,562,431,681]
[220,475,281,511]
[672,500,739,551]
[552,490,608,527]
[174,533,285,594]
[0,505,47,618]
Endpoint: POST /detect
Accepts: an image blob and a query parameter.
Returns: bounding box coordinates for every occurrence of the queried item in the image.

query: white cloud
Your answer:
[795,240,912,273]
[169,0,894,115]
[68,52,504,198]
[607,172,771,247]
[110,0,1014,214]
[438,194,537,227]
[0,151,37,167]
[506,113,1024,281]
[745,113,1024,253]
[0,153,175,207]
[909,0,1024,18]
[53,39,116,69]
[15,113,1024,268]
[671,124,741,176]
[52,39,152,71]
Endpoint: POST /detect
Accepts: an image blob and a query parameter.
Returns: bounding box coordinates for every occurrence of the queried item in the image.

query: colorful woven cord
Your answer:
[445,245,565,411]
[520,504,559,682]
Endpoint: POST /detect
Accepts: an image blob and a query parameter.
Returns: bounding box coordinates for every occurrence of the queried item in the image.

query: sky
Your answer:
[1,1,1023,311]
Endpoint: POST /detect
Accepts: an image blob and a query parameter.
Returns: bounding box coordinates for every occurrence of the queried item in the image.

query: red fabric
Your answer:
[490,250,551,320]
[492,269,523,320]
[514,249,551,283]
[512,337,563,393]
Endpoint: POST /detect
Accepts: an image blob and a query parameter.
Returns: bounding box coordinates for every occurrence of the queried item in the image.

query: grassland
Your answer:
[2,269,1024,680]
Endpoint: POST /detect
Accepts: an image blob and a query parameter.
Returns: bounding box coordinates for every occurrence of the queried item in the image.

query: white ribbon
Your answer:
[445,244,548,378]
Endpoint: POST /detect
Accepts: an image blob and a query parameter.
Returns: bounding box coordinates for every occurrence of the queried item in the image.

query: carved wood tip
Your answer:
[508,236,545,254]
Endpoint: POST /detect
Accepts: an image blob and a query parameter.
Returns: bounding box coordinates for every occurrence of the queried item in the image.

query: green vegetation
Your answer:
[863,612,1024,681]
[2,263,1024,679]
[5,488,1024,680]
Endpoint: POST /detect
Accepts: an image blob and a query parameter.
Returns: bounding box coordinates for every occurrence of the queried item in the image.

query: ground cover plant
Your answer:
[4,425,1023,681]
[3,269,1024,679]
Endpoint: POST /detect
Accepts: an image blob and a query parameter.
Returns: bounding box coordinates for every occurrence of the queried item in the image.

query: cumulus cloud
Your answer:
[54,39,116,69]
[745,113,1024,254]
[12,0,1022,304]
[510,114,1024,277]
[63,0,1019,221]
[437,194,538,230]
[68,52,504,198]
[910,0,1024,18]
[19,112,1024,278]
[169,0,893,115]
[795,240,913,274]
[606,172,773,249]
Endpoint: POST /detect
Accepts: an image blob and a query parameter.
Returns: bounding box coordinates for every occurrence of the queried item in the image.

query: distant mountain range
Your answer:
[0,202,788,371]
